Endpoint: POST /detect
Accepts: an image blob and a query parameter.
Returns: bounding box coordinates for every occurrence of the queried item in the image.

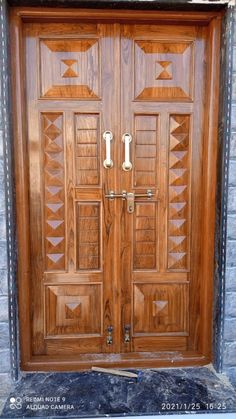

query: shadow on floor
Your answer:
[1,367,236,418]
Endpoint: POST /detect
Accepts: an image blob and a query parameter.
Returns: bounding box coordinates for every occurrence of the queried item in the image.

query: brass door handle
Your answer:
[122,133,132,171]
[103,130,113,169]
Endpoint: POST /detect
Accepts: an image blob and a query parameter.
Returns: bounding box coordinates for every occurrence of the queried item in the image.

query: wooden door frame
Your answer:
[10,7,222,371]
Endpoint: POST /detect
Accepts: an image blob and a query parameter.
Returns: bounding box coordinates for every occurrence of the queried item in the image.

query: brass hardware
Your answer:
[126,193,135,213]
[107,325,113,345]
[103,130,113,169]
[124,325,131,343]
[105,189,154,213]
[122,133,132,171]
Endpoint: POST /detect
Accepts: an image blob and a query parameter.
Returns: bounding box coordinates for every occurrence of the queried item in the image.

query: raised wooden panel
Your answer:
[168,115,190,271]
[134,203,157,270]
[133,283,189,334]
[76,203,101,270]
[134,115,158,187]
[42,113,65,271]
[75,114,100,186]
[45,284,102,337]
[40,39,100,98]
[134,41,193,101]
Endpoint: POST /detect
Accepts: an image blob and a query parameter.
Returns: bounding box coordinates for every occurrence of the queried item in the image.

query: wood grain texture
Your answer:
[11,8,221,370]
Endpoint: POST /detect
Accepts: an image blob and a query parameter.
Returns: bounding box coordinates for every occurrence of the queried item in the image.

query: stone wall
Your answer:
[224,9,236,384]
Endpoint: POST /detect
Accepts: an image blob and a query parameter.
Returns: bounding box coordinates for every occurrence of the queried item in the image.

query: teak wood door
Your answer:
[12,10,221,370]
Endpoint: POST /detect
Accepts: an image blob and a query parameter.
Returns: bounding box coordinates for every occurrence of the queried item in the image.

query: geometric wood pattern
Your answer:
[76,203,101,270]
[45,284,102,336]
[133,283,188,334]
[134,115,158,187]
[40,39,100,98]
[42,113,65,271]
[134,41,193,101]
[75,114,100,186]
[133,203,156,270]
[168,115,190,271]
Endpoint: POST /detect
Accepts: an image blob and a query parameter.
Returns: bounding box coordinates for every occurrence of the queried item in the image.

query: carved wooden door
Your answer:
[21,16,218,369]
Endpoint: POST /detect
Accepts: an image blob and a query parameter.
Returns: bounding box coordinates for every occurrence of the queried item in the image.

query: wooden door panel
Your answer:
[19,15,219,368]
[40,38,100,99]
[25,22,119,357]
[120,23,206,353]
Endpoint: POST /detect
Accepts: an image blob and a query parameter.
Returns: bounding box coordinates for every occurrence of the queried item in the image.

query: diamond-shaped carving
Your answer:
[61,59,78,78]
[42,113,65,271]
[168,115,190,271]
[65,302,81,319]
[152,300,168,317]
[156,61,172,80]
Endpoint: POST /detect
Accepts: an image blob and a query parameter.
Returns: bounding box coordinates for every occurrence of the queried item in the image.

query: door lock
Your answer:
[105,189,154,213]
[107,326,113,345]
[124,325,131,343]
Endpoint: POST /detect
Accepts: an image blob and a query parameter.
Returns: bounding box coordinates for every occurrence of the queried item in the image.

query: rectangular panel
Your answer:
[75,114,100,186]
[42,113,66,272]
[134,115,158,187]
[133,283,189,335]
[45,284,102,337]
[134,40,193,101]
[40,38,100,99]
[76,202,101,270]
[134,202,157,270]
[167,114,190,271]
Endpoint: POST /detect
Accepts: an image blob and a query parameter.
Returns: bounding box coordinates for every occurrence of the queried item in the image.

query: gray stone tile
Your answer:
[224,318,236,341]
[0,323,9,349]
[0,350,10,374]
[0,373,12,398]
[228,187,236,213]
[0,214,6,241]
[224,342,236,366]
[228,161,236,186]
[225,292,236,318]
[226,268,236,291]
[233,47,236,72]
[226,240,236,267]
[0,242,7,270]
[0,297,8,322]
[230,131,236,158]
[233,73,236,102]
[0,131,3,158]
[232,104,236,130]
[227,214,236,239]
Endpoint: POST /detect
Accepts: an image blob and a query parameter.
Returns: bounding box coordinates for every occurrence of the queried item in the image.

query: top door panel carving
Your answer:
[134,41,194,101]
[40,38,100,99]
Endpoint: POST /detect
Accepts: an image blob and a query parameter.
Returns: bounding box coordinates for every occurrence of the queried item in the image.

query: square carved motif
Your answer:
[133,283,189,335]
[40,39,100,99]
[134,41,194,101]
[45,284,102,337]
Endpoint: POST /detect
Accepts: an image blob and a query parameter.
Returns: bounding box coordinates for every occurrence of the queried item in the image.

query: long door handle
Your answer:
[103,130,113,169]
[122,133,132,171]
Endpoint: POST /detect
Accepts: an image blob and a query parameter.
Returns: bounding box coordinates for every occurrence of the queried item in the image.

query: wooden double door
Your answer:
[15,12,221,369]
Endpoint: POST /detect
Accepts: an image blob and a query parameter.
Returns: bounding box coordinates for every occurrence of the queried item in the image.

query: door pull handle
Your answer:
[122,133,132,171]
[103,130,113,169]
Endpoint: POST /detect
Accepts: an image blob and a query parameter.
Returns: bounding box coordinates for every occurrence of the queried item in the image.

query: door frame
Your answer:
[10,6,222,371]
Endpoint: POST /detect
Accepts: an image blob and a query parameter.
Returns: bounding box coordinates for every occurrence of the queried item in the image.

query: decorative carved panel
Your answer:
[134,115,158,187]
[134,41,193,101]
[168,115,190,271]
[134,203,156,270]
[76,203,101,270]
[133,283,188,334]
[40,39,100,98]
[42,113,65,271]
[75,114,100,186]
[45,284,102,336]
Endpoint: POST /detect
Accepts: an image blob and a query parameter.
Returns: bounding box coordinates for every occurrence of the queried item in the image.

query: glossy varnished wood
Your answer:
[10,7,221,371]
